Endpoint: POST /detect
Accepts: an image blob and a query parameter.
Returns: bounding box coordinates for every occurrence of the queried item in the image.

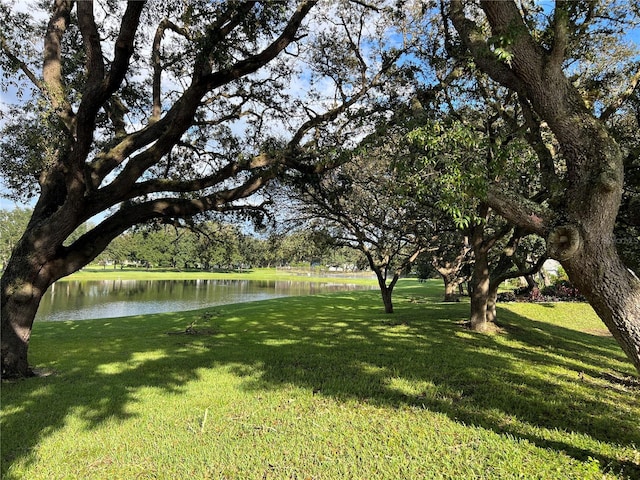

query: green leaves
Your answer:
[406,119,488,228]
[488,34,514,65]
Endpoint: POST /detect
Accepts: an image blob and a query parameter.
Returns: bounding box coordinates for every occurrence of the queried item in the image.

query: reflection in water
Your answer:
[36,279,372,322]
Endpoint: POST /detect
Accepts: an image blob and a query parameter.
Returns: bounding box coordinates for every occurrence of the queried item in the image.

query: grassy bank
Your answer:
[66,266,377,285]
[2,280,638,479]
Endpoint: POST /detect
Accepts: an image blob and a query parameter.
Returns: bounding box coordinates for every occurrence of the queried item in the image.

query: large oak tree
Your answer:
[448,0,640,373]
[0,0,395,378]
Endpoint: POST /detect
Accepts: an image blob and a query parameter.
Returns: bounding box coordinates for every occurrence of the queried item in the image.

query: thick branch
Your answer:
[448,1,523,93]
[74,1,145,183]
[43,0,75,131]
[485,188,553,236]
[151,19,191,122]
[549,4,569,67]
[490,247,547,289]
[104,1,146,93]
[77,1,104,87]
[60,173,274,274]
[480,0,546,73]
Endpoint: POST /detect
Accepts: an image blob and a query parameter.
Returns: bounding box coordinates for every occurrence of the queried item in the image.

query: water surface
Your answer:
[36,279,371,322]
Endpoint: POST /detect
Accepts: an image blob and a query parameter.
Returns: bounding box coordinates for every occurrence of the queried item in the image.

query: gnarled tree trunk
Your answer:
[1,230,63,377]
[551,224,640,373]
[432,240,470,303]
[441,275,460,302]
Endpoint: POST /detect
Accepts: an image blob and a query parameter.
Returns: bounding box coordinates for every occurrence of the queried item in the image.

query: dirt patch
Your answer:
[601,371,640,390]
[584,329,613,337]
[167,326,218,336]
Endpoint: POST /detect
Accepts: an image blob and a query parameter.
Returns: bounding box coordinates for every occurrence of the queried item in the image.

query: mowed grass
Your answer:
[1,279,639,479]
[66,266,377,286]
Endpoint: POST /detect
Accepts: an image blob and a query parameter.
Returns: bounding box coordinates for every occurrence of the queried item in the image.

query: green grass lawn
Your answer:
[2,279,638,479]
[66,266,377,285]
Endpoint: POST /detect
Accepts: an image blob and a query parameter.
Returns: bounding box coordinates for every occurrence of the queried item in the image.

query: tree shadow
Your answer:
[1,289,638,478]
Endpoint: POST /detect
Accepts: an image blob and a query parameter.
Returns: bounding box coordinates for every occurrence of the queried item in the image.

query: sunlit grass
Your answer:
[2,279,638,479]
[66,266,378,286]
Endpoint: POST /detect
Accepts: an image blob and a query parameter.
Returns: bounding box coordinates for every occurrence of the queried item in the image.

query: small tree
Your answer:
[416,226,472,302]
[293,144,434,313]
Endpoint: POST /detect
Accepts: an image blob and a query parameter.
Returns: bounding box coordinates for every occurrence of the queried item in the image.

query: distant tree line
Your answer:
[96,222,367,271]
[0,208,365,273]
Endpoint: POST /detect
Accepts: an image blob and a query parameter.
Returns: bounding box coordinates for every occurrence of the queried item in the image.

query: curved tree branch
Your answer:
[43,0,75,132]
[151,19,191,122]
[61,169,276,274]
[77,1,104,87]
[485,188,553,236]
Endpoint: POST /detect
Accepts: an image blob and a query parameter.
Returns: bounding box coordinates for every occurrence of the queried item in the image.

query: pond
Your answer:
[35,279,373,322]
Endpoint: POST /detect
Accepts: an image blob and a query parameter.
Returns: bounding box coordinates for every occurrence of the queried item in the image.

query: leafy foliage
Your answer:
[0,207,31,267]
[407,119,487,229]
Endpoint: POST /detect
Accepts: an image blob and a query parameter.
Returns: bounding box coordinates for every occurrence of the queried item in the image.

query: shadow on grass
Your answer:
[1,284,638,478]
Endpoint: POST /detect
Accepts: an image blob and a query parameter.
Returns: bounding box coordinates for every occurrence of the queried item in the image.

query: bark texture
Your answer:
[469,218,491,331]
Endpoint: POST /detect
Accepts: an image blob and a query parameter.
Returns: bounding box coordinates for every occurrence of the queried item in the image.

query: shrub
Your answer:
[499,280,585,303]
[541,280,585,302]
[496,291,516,302]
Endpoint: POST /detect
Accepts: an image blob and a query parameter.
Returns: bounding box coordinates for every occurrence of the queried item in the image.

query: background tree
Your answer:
[406,107,538,330]
[0,208,32,270]
[0,0,401,377]
[415,222,472,302]
[485,229,547,323]
[192,221,243,270]
[292,140,435,313]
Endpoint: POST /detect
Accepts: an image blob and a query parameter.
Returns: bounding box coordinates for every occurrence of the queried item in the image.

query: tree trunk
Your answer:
[560,235,640,373]
[1,288,42,378]
[1,242,56,378]
[469,248,490,331]
[380,286,394,314]
[442,276,458,302]
[523,274,537,292]
[372,266,396,314]
[486,284,499,324]
[469,209,493,332]
[439,271,461,302]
